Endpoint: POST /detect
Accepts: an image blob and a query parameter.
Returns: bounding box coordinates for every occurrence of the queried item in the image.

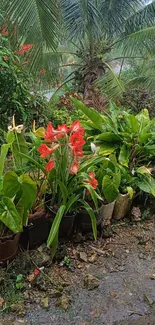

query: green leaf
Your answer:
[12,133,29,165]
[19,174,37,210]
[57,180,68,205]
[70,98,107,132]
[47,205,66,248]
[79,201,97,240]
[102,175,119,203]
[95,132,120,142]
[0,197,22,233]
[65,194,80,214]
[0,144,10,177]
[137,175,155,197]
[99,144,117,156]
[119,144,130,167]
[3,172,20,198]
[84,185,98,210]
[126,186,134,199]
[7,131,15,144]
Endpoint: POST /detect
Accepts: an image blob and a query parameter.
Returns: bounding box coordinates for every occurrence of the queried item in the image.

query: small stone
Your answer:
[139,253,145,259]
[55,294,71,311]
[118,266,125,272]
[131,206,141,221]
[0,297,4,308]
[143,294,154,306]
[77,263,83,269]
[110,291,117,297]
[150,274,155,280]
[88,253,97,263]
[84,274,100,290]
[40,297,49,310]
[79,252,88,263]
[126,250,129,254]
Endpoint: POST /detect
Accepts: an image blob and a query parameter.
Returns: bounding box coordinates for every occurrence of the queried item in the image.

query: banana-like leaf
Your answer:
[102,175,119,203]
[119,144,130,167]
[71,98,107,132]
[137,175,155,197]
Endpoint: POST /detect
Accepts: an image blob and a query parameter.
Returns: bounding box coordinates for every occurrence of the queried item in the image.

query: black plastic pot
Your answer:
[20,210,51,250]
[0,232,21,264]
[75,205,103,233]
[45,199,75,239]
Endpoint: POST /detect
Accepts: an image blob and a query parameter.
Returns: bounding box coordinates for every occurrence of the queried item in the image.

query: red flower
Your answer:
[38,144,52,158]
[70,161,79,175]
[46,160,55,172]
[45,122,60,142]
[57,124,69,135]
[1,25,8,37]
[38,144,60,158]
[70,120,84,135]
[15,44,33,55]
[69,132,85,157]
[34,269,40,276]
[85,172,98,190]
[3,56,8,61]
[40,68,46,75]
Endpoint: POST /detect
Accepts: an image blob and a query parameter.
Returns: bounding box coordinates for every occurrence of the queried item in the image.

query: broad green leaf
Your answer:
[12,133,28,165]
[119,144,130,167]
[13,151,46,174]
[33,127,45,138]
[19,174,37,210]
[137,166,151,175]
[102,175,119,203]
[124,113,139,133]
[139,133,153,144]
[71,98,107,132]
[0,197,22,233]
[3,171,20,198]
[0,144,10,177]
[47,205,66,248]
[137,176,155,197]
[95,132,120,142]
[7,131,15,144]
[99,144,117,156]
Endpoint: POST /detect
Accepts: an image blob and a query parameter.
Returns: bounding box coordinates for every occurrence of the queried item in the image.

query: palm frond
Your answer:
[96,61,125,100]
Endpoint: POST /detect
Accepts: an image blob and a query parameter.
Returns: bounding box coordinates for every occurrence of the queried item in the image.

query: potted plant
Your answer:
[0,130,37,262]
[29,120,103,257]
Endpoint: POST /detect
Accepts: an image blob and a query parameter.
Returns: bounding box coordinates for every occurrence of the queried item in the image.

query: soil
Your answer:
[1,217,155,325]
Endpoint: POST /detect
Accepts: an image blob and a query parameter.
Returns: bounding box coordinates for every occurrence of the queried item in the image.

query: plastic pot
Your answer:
[20,210,51,250]
[101,201,116,227]
[45,202,75,239]
[75,205,103,233]
[113,193,132,220]
[0,232,21,264]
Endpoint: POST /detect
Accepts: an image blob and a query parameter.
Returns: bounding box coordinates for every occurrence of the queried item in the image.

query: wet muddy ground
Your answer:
[1,219,155,325]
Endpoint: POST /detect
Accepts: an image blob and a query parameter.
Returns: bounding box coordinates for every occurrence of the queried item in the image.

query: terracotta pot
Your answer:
[75,205,103,233]
[101,201,116,226]
[20,210,51,250]
[0,232,21,263]
[113,193,132,220]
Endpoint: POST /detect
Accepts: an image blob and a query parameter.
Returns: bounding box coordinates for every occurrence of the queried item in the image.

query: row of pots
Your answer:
[0,193,131,264]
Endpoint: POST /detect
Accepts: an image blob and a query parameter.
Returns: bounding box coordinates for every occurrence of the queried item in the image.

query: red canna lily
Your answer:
[84,172,98,190]
[70,161,79,175]
[72,145,84,157]
[57,124,69,135]
[38,143,60,158]
[46,160,55,172]
[70,120,84,135]
[69,132,85,157]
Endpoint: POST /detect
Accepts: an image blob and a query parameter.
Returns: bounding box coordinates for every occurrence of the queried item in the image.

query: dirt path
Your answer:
[1,219,155,325]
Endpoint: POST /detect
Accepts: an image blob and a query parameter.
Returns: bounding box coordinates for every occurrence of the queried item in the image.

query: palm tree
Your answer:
[2,0,155,102]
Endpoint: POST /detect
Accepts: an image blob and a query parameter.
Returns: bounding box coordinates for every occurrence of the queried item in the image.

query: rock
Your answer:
[55,294,71,311]
[84,274,100,290]
[88,253,97,263]
[131,206,141,222]
[40,297,49,309]
[150,273,155,280]
[48,289,63,298]
[143,294,154,306]
[118,266,125,272]
[0,297,4,308]
[79,252,88,263]
[110,291,117,297]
